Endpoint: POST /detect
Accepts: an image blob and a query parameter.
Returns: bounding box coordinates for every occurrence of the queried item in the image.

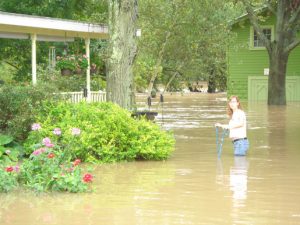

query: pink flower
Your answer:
[71,128,81,136]
[13,165,20,173]
[45,143,54,148]
[42,137,52,146]
[31,123,41,131]
[53,128,62,136]
[32,148,45,156]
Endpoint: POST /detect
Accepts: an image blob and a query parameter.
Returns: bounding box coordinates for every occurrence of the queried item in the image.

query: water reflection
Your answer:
[216,157,249,206]
[230,157,249,204]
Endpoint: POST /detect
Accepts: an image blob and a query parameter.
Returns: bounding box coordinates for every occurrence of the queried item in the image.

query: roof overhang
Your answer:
[0,11,109,40]
[229,6,269,27]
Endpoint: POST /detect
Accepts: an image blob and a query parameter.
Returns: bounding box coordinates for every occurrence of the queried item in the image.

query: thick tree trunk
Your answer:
[268,50,289,105]
[106,0,138,110]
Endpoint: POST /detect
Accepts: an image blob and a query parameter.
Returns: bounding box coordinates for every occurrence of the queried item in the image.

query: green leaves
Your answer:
[0,134,13,146]
[24,101,175,163]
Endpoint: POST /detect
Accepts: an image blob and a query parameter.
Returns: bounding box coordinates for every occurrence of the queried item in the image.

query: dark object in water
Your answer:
[132,111,158,121]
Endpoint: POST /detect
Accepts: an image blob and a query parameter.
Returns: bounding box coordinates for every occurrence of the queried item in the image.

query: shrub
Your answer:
[0,84,62,142]
[24,102,175,163]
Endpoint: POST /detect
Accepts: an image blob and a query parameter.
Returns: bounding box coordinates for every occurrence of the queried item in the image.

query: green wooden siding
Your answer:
[227,15,300,101]
[248,76,300,101]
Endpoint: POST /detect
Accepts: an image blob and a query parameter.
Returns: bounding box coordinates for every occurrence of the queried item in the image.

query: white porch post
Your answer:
[85,38,91,102]
[31,33,37,85]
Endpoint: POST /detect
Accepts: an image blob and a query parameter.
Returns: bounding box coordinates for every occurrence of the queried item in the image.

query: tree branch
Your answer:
[3,60,19,70]
[285,38,300,53]
[266,0,277,15]
[241,0,272,52]
[288,4,300,26]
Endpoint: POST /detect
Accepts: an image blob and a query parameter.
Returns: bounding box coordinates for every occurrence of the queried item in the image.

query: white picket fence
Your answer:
[60,91,106,103]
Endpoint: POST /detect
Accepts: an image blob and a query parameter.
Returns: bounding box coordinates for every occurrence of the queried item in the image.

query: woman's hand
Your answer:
[215,123,229,129]
[215,123,222,127]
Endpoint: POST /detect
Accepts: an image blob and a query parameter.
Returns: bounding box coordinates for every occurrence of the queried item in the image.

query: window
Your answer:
[250,26,274,50]
[254,28,271,47]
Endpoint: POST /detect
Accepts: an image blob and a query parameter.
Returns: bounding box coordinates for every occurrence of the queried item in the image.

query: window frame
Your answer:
[249,25,274,50]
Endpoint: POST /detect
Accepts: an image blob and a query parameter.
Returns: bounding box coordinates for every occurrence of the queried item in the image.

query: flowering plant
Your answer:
[20,124,94,193]
[56,55,88,71]
[56,55,77,70]
[0,164,19,192]
[76,55,88,70]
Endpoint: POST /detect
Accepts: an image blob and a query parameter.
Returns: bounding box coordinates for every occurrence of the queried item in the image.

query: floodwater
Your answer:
[1,93,300,225]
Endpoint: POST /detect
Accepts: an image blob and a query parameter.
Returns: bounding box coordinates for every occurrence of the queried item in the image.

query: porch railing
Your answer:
[60,91,106,103]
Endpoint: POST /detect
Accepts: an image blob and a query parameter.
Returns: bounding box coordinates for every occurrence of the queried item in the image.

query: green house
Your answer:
[227,11,300,101]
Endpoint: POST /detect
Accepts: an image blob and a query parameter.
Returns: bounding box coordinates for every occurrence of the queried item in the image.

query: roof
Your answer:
[229,6,268,26]
[0,11,109,40]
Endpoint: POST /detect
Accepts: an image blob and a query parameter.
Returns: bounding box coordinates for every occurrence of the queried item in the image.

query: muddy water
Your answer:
[1,93,300,225]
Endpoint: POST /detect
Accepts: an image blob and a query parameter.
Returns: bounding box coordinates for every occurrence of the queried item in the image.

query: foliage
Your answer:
[24,102,175,163]
[76,55,89,70]
[0,134,23,163]
[0,0,108,82]
[37,66,106,92]
[56,55,88,71]
[0,84,62,142]
[136,0,239,92]
[55,55,77,71]
[0,126,93,193]
[0,164,19,192]
[20,136,93,193]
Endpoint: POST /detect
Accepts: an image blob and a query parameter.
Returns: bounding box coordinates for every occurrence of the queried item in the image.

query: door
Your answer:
[248,76,300,101]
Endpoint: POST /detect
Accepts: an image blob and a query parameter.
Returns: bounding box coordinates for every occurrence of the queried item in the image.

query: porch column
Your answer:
[85,38,91,102]
[31,33,37,85]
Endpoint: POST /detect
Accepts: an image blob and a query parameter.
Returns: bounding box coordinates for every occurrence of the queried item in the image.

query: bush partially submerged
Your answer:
[25,102,175,163]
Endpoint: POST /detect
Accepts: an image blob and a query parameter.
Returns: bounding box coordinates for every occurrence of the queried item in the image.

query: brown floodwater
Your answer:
[1,93,300,225]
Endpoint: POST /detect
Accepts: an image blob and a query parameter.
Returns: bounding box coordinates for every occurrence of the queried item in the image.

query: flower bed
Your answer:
[0,125,94,193]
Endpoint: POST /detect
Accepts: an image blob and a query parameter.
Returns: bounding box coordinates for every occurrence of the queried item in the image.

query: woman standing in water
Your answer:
[215,96,249,156]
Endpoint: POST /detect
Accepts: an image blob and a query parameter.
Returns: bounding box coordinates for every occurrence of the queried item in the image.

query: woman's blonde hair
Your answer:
[227,95,242,118]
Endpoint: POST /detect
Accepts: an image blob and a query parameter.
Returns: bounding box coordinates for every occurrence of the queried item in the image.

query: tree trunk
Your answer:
[163,71,178,93]
[267,48,289,105]
[207,68,216,93]
[106,0,138,110]
[147,31,172,95]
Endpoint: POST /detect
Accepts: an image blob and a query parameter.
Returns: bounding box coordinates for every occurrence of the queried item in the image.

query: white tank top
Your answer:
[229,109,247,139]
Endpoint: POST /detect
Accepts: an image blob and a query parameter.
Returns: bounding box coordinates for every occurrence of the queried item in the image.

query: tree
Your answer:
[106,0,138,110]
[0,0,108,82]
[241,0,300,105]
[136,0,238,93]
